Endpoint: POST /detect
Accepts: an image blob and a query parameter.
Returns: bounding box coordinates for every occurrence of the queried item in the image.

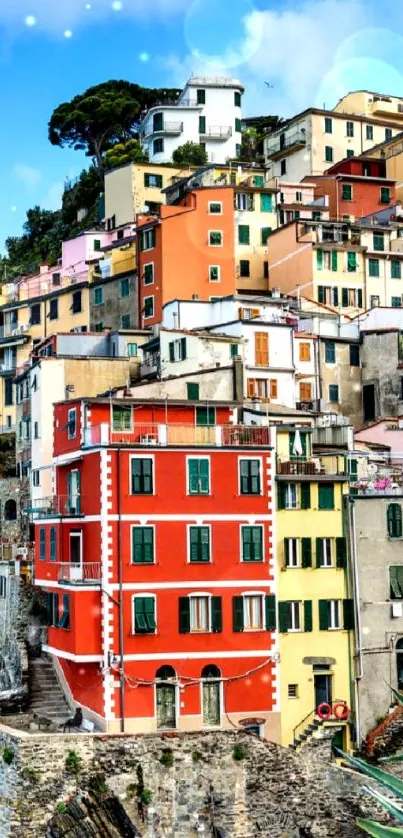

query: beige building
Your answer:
[265,107,400,181]
[365,132,403,203]
[334,91,403,127]
[318,336,362,428]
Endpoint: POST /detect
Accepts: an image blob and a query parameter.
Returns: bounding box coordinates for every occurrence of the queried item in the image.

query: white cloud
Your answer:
[41,180,64,211]
[0,0,192,35]
[166,0,403,117]
[14,164,42,190]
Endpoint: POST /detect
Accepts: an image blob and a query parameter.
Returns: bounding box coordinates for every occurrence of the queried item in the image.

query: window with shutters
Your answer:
[208,201,223,215]
[243,594,264,631]
[299,382,312,402]
[324,117,332,134]
[49,298,59,320]
[392,261,402,279]
[347,252,357,272]
[144,173,163,189]
[189,595,211,632]
[317,537,332,567]
[238,225,250,245]
[239,260,250,277]
[188,458,209,494]
[261,227,271,246]
[239,459,261,494]
[120,278,130,298]
[329,384,339,403]
[197,88,206,104]
[67,408,76,439]
[342,184,353,201]
[50,527,57,563]
[143,263,154,285]
[153,138,164,154]
[241,526,263,562]
[67,470,81,514]
[366,124,373,140]
[235,192,254,211]
[284,483,298,509]
[189,527,210,563]
[369,258,380,277]
[168,337,187,362]
[318,483,334,510]
[261,194,272,212]
[387,503,403,538]
[285,538,299,568]
[255,332,269,366]
[112,405,132,432]
[133,596,156,634]
[209,231,223,246]
[196,406,215,426]
[350,344,360,367]
[373,232,385,251]
[58,594,71,630]
[39,527,46,561]
[209,265,220,282]
[328,600,341,629]
[71,290,82,313]
[325,146,333,163]
[132,527,154,564]
[143,296,154,318]
[130,458,154,495]
[346,121,354,137]
[140,229,156,251]
[299,342,311,362]
[187,382,199,400]
[381,187,391,204]
[325,341,336,363]
[284,601,302,631]
[390,566,403,598]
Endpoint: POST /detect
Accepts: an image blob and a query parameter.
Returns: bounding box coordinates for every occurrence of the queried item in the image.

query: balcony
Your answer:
[200,126,232,140]
[57,563,101,585]
[266,131,306,160]
[83,423,271,448]
[162,121,183,135]
[24,496,83,517]
[277,454,347,479]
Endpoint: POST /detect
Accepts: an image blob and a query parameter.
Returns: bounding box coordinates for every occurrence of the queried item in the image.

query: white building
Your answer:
[139,76,244,164]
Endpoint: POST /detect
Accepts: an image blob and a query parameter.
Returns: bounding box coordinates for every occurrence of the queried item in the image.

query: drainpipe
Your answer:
[117,447,125,732]
[348,497,363,747]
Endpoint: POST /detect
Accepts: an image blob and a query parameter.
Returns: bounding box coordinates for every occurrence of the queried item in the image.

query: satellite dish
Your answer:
[141,205,150,213]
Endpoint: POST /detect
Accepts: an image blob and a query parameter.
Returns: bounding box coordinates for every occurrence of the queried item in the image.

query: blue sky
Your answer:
[0,0,403,252]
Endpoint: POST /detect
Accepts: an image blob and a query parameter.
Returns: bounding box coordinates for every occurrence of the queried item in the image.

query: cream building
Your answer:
[334,91,403,127]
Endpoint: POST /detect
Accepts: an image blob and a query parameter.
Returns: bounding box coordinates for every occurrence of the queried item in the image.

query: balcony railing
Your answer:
[57,563,101,585]
[277,455,346,477]
[162,121,183,134]
[24,496,82,517]
[83,423,270,448]
[200,126,232,139]
[266,131,306,157]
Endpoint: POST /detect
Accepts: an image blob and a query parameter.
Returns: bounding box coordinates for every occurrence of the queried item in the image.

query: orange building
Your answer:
[305,157,396,223]
[137,187,236,326]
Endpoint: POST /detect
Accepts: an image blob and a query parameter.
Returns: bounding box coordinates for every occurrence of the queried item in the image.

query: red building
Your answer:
[34,398,279,737]
[305,157,396,222]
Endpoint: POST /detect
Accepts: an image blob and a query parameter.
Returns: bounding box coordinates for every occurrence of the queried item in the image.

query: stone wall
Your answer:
[0,476,29,543]
[0,727,388,837]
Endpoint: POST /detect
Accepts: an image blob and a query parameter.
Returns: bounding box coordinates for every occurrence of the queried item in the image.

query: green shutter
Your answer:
[316,250,324,270]
[145,597,156,631]
[188,460,199,494]
[392,261,401,279]
[211,597,222,633]
[240,460,249,493]
[331,251,338,271]
[277,483,286,510]
[316,538,323,568]
[284,538,290,567]
[201,528,210,562]
[39,528,46,561]
[200,459,209,494]
[265,595,276,631]
[252,527,262,562]
[261,227,271,246]
[179,597,190,633]
[180,337,187,360]
[301,538,312,568]
[318,483,334,510]
[233,596,244,632]
[343,599,355,631]
[135,598,147,632]
[332,287,339,306]
[336,537,347,568]
[348,252,357,271]
[319,600,329,631]
[142,459,153,494]
[144,528,154,563]
[187,382,199,400]
[388,503,403,538]
[342,288,348,308]
[278,602,289,633]
[301,483,311,509]
[238,225,250,245]
[169,342,175,362]
[199,115,206,133]
[318,286,325,304]
[261,194,272,212]
[304,600,313,632]
[50,527,56,562]
[243,528,251,562]
[357,289,363,309]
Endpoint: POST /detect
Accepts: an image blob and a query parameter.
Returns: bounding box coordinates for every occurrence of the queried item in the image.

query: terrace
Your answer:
[83,423,271,448]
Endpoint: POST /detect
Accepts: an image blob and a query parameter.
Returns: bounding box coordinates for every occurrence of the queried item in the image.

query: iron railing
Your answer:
[83,423,271,448]
[57,563,101,584]
[24,496,82,516]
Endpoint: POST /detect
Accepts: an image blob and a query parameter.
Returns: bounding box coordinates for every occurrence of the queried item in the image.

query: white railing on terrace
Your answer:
[83,423,270,448]
[57,563,101,584]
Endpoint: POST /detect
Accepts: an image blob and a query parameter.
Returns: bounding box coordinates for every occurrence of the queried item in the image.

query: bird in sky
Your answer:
[265,81,275,88]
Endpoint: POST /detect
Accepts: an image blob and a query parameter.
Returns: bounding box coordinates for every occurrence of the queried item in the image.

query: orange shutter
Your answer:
[270,379,278,398]
[299,342,311,362]
[247,379,256,397]
[251,309,260,319]
[255,332,269,366]
[300,382,312,401]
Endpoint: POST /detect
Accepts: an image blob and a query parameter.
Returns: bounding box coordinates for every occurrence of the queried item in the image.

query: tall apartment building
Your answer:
[274,424,353,748]
[33,398,279,737]
[139,77,244,164]
[306,156,396,222]
[264,107,400,181]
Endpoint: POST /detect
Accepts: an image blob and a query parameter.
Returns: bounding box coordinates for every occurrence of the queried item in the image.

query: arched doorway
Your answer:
[4,499,16,522]
[155,666,176,729]
[396,639,403,691]
[201,664,221,727]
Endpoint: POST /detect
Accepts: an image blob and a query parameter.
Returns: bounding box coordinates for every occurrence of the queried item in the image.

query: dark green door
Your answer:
[156,684,176,729]
[314,674,332,707]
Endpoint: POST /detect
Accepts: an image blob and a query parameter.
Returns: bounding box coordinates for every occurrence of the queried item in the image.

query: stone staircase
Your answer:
[289,716,324,750]
[29,656,71,723]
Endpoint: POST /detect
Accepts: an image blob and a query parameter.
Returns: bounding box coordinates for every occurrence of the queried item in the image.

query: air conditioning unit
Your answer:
[392,602,403,618]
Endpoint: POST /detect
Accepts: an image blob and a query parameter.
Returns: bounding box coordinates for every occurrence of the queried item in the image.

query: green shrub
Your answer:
[65,750,83,776]
[192,749,204,763]
[159,749,174,767]
[22,765,39,782]
[232,743,247,761]
[141,788,152,805]
[2,747,14,765]
[56,802,67,814]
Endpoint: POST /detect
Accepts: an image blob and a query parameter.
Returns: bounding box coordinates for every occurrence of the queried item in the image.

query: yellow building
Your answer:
[334,91,403,128]
[365,133,403,203]
[234,179,277,293]
[274,424,353,749]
